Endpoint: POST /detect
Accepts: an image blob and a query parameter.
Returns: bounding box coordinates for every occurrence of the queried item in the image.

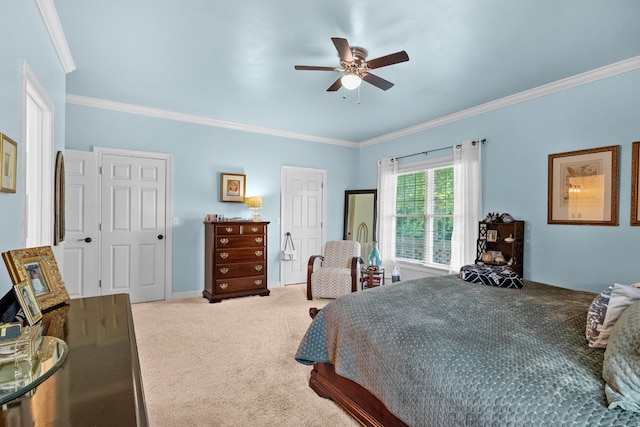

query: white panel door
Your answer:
[100,153,166,303]
[64,150,98,298]
[280,166,325,285]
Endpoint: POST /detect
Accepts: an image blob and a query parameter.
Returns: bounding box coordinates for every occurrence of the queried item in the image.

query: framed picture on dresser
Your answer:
[2,246,70,312]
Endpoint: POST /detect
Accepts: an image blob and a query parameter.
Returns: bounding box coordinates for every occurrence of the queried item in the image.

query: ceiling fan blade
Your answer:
[331,37,354,63]
[294,65,338,71]
[365,51,409,69]
[326,77,343,92]
[362,72,394,91]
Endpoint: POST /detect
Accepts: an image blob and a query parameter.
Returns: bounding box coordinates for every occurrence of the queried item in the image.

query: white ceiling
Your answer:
[54,0,640,144]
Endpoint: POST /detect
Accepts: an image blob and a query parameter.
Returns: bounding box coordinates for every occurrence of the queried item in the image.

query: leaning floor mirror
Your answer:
[343,189,377,258]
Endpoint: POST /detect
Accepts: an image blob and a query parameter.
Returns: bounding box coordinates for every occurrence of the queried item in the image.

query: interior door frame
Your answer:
[279,165,327,286]
[94,146,173,300]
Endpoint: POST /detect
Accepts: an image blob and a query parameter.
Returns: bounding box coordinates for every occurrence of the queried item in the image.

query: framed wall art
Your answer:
[631,142,640,226]
[2,246,69,312]
[548,145,619,226]
[0,133,17,193]
[14,280,42,325]
[220,173,246,202]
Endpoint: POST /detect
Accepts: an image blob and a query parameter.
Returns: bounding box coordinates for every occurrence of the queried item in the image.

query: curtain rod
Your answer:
[393,139,486,161]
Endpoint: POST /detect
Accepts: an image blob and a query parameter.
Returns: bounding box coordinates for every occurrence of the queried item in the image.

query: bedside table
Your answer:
[362,267,385,289]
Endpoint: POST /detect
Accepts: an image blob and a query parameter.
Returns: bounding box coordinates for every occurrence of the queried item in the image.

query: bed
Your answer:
[295,274,640,426]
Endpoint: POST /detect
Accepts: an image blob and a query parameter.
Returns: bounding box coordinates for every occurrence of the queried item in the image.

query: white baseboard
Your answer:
[170,290,203,300]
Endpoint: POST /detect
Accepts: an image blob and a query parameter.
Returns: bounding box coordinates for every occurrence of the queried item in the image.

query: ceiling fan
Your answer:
[294,37,409,92]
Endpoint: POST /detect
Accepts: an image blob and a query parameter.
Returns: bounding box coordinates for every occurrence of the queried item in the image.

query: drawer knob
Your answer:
[225,227,233,233]
[254,280,262,286]
[220,252,229,259]
[219,238,229,245]
[255,250,263,257]
[250,227,258,232]
[254,237,263,243]
[219,283,229,289]
[254,265,263,271]
[219,267,229,274]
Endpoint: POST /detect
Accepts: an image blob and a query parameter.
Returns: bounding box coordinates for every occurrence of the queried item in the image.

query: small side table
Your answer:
[362,267,385,289]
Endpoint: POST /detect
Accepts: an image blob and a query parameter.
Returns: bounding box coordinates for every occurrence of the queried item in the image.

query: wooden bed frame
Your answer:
[309,363,408,427]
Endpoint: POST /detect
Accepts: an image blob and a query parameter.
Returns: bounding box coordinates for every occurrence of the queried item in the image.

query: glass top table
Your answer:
[0,336,68,405]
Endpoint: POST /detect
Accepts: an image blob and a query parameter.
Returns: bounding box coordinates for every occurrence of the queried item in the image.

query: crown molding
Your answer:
[67,56,640,147]
[35,0,76,73]
[360,55,640,146]
[65,94,357,147]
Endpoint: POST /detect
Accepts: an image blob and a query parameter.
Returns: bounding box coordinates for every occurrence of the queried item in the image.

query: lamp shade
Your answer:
[245,196,263,209]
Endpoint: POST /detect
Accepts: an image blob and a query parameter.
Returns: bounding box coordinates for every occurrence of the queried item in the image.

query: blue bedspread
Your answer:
[295,275,640,426]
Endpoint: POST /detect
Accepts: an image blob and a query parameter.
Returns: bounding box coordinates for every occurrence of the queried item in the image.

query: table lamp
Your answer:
[245,196,263,221]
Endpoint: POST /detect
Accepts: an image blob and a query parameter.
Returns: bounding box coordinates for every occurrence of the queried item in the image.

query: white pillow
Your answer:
[592,283,640,348]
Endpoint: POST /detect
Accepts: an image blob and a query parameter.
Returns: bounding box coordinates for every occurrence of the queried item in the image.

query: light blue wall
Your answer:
[358,69,640,293]
[3,3,639,297]
[0,2,67,296]
[64,105,360,293]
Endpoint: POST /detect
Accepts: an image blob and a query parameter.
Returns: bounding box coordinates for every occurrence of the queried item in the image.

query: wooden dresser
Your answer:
[0,294,147,427]
[203,220,270,303]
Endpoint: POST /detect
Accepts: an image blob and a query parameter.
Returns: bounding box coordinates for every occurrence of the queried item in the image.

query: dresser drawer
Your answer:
[241,224,266,234]
[215,248,265,263]
[215,224,241,235]
[215,235,265,248]
[215,262,265,279]
[215,276,266,294]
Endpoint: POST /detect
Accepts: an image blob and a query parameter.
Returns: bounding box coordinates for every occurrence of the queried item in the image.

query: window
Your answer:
[395,163,454,266]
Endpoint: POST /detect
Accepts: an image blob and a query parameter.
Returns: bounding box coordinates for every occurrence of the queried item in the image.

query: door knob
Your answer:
[158,235,164,240]
[78,237,92,243]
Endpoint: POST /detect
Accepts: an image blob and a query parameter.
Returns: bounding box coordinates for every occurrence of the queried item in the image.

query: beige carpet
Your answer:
[131,284,358,427]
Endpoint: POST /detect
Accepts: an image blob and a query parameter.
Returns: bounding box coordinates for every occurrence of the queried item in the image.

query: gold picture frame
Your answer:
[0,133,17,193]
[14,280,42,325]
[220,172,246,202]
[2,246,69,312]
[631,142,640,226]
[548,145,619,226]
[486,229,498,242]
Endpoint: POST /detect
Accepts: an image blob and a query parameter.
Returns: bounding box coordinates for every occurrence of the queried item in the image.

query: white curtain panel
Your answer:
[377,158,397,270]
[449,140,483,273]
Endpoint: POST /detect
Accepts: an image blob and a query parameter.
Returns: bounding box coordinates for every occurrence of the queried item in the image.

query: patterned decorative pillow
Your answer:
[603,300,640,412]
[459,264,523,289]
[586,282,640,348]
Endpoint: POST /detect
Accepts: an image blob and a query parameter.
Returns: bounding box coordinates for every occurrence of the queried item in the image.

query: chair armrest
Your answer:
[306,255,324,300]
[350,256,363,292]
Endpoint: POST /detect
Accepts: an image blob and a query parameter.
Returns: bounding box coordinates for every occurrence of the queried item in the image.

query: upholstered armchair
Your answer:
[306,240,363,300]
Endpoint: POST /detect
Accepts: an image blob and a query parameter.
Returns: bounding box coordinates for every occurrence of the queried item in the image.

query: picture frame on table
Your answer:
[548,145,619,226]
[0,133,17,193]
[221,173,246,202]
[486,230,498,242]
[14,280,42,325]
[631,142,640,226]
[2,246,69,313]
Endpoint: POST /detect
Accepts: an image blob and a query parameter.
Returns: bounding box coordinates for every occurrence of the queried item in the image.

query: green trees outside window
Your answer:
[395,167,453,265]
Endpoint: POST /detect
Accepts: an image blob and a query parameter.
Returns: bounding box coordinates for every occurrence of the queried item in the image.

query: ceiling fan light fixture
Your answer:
[341,73,362,90]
